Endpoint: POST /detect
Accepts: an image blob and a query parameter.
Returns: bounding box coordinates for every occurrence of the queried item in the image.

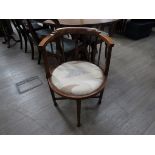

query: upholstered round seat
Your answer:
[51,61,104,96]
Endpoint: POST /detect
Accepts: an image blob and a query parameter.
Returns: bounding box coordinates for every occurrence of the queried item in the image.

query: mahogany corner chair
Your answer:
[39,27,114,127]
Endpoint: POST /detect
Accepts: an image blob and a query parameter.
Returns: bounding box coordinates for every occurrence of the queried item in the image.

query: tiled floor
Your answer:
[0,31,155,134]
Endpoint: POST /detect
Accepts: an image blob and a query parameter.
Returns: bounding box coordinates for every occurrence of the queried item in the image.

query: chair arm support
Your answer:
[39,34,54,49]
[99,34,114,47]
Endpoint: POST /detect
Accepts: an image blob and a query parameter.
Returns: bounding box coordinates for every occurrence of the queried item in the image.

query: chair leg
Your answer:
[16,29,23,49]
[38,48,41,64]
[105,44,107,58]
[7,36,11,48]
[98,89,104,105]
[2,36,7,44]
[51,91,58,107]
[24,35,27,53]
[19,34,23,49]
[77,100,81,127]
[30,42,34,60]
[49,87,58,107]
[27,35,34,60]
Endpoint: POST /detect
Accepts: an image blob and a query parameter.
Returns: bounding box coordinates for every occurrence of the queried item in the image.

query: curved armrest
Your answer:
[39,34,54,49]
[99,34,114,47]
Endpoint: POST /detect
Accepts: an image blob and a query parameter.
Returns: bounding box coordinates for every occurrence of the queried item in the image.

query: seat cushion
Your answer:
[51,61,104,96]
[32,22,43,30]
[35,29,52,39]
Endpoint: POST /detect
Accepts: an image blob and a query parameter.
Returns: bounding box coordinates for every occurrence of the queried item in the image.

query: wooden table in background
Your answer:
[43,19,120,36]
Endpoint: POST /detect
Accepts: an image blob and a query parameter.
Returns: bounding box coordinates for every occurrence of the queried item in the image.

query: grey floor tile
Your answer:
[0,31,155,134]
[0,116,43,135]
[144,121,155,135]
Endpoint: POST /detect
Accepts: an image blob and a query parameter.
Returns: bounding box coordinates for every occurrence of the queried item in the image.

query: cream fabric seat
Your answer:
[51,61,104,96]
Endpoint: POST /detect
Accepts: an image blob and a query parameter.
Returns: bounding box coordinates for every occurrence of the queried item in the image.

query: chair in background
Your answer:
[27,19,79,64]
[1,20,22,48]
[12,19,36,59]
[26,19,58,64]
[39,27,114,127]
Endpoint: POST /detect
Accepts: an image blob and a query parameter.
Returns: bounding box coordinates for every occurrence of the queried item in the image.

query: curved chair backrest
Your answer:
[26,19,60,44]
[26,19,40,44]
[12,20,26,36]
[39,27,114,79]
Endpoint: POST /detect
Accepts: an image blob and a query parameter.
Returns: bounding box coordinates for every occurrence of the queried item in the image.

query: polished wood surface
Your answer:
[43,19,119,36]
[60,19,118,25]
[44,19,118,26]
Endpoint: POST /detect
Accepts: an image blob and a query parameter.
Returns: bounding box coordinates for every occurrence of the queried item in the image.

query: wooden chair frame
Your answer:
[39,27,114,127]
[26,19,59,64]
[12,20,35,59]
[3,20,22,48]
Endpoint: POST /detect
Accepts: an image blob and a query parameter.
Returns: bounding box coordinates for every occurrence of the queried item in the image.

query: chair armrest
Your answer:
[99,34,114,47]
[39,34,54,49]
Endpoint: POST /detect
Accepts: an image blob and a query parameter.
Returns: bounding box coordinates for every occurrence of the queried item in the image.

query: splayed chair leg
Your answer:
[38,48,41,64]
[77,100,81,127]
[98,89,104,105]
[49,87,58,107]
